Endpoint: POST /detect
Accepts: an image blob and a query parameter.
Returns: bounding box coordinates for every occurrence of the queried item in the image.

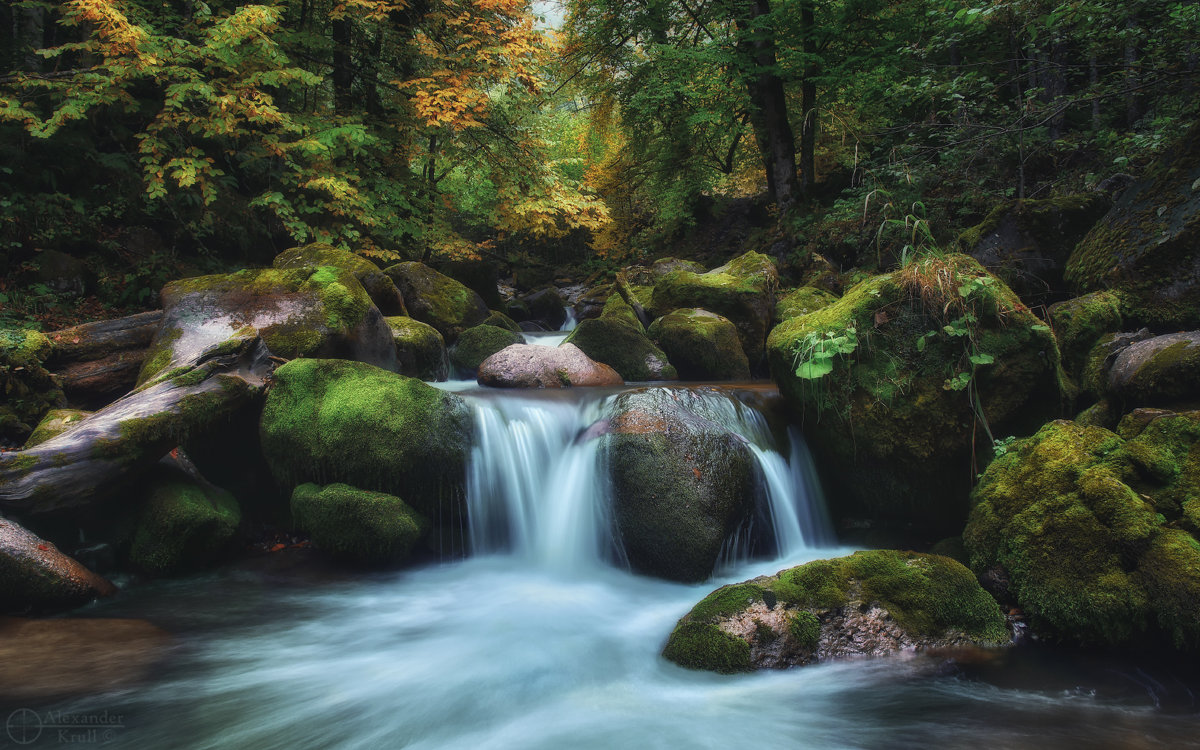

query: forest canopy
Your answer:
[1,0,1197,321]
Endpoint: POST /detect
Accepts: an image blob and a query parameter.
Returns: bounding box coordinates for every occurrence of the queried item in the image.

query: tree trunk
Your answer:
[798,0,817,193]
[332,17,354,115]
[733,0,798,215]
[1124,15,1141,127]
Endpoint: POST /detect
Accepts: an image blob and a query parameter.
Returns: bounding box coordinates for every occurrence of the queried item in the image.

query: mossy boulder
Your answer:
[564,295,676,381]
[449,325,525,377]
[520,287,568,330]
[1048,291,1123,380]
[291,482,429,566]
[600,388,755,582]
[573,284,615,321]
[385,316,448,381]
[139,266,395,386]
[663,550,1009,673]
[437,259,502,308]
[0,517,115,614]
[1065,121,1200,328]
[259,359,473,521]
[646,309,750,381]
[650,251,779,368]
[23,409,91,448]
[382,261,489,344]
[1079,329,1153,399]
[965,415,1200,649]
[129,467,242,575]
[273,243,407,316]
[767,254,1064,534]
[482,310,521,332]
[0,327,66,443]
[958,194,1110,304]
[774,286,838,323]
[1107,331,1200,408]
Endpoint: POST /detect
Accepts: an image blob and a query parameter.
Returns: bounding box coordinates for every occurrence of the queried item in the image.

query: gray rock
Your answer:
[477,343,622,388]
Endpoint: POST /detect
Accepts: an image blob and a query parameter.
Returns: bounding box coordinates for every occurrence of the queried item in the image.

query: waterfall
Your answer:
[463,386,832,574]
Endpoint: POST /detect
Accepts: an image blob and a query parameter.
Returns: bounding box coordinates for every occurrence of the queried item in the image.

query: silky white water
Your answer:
[17,385,1197,749]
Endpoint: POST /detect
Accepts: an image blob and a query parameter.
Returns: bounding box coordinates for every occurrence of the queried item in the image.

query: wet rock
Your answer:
[520,287,568,331]
[0,518,116,613]
[663,550,1009,672]
[129,465,242,575]
[601,388,755,582]
[564,296,677,381]
[477,343,622,388]
[1108,331,1200,407]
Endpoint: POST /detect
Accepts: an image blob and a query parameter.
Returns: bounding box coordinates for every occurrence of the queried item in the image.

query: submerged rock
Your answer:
[965,415,1200,649]
[477,343,622,388]
[646,308,750,381]
[385,316,449,381]
[259,359,473,521]
[382,261,489,344]
[650,251,778,367]
[0,518,116,614]
[767,254,1064,534]
[601,388,755,582]
[291,483,429,565]
[663,550,1009,673]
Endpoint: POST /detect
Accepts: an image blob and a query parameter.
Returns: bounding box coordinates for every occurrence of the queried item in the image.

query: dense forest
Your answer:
[1,0,1196,327]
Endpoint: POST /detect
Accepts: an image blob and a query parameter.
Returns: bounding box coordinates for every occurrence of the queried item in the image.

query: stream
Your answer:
[3,384,1198,749]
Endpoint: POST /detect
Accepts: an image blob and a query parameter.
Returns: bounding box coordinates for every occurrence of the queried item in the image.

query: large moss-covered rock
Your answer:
[647,309,750,381]
[1065,121,1200,328]
[1107,331,1200,408]
[385,316,448,381]
[774,286,838,323]
[663,550,1009,673]
[139,266,395,386]
[520,287,568,330]
[564,296,676,381]
[129,467,242,574]
[382,262,489,344]
[965,415,1200,649]
[1048,291,1123,380]
[601,388,755,582]
[0,327,66,443]
[438,259,502,308]
[449,325,525,377]
[767,255,1064,533]
[259,359,473,520]
[958,194,1110,303]
[650,251,779,367]
[273,243,407,316]
[0,517,116,614]
[291,482,429,565]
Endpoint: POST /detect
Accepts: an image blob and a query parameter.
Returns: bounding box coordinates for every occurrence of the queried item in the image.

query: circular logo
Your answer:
[6,708,43,745]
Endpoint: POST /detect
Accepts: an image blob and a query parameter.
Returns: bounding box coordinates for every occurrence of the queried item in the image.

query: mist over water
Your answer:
[13,385,1198,749]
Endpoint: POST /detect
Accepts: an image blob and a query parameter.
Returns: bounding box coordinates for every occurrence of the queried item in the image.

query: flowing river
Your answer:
[4,385,1197,749]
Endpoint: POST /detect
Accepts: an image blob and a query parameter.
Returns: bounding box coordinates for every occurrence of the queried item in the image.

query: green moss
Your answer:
[965,416,1200,648]
[129,469,242,574]
[646,308,750,381]
[291,482,429,566]
[382,262,488,343]
[788,610,821,649]
[23,409,90,448]
[0,326,67,442]
[449,324,523,376]
[689,583,767,621]
[482,310,521,332]
[259,359,473,519]
[601,294,645,333]
[662,622,753,674]
[1048,291,1123,378]
[302,266,371,332]
[774,286,838,322]
[385,316,449,381]
[564,318,676,381]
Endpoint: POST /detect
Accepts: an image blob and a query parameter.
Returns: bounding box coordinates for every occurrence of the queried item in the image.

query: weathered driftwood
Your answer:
[0,336,272,516]
[57,349,148,407]
[46,310,162,364]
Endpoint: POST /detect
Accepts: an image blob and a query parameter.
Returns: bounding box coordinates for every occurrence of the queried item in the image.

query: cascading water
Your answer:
[463,385,832,577]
